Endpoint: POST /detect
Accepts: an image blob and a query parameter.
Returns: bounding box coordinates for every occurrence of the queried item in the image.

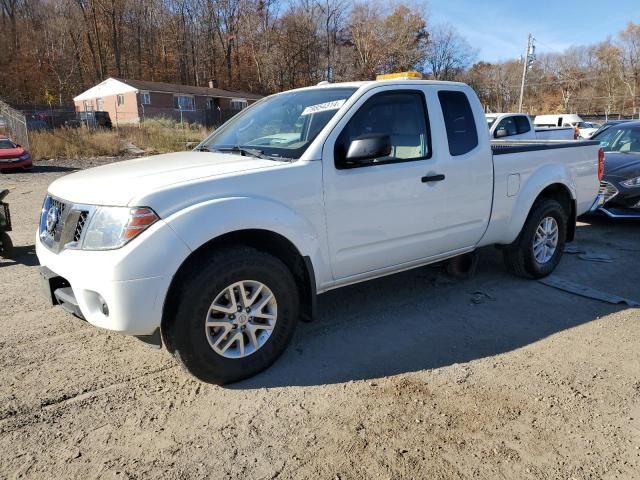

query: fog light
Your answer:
[98,295,109,316]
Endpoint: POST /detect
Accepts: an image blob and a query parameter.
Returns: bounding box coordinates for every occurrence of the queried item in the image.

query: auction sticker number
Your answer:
[301,99,347,116]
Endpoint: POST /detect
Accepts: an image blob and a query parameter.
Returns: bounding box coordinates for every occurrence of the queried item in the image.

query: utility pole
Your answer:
[518,34,536,113]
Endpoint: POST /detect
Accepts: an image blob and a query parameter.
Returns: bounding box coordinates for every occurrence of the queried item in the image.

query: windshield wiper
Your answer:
[194,145,211,152]
[210,145,294,162]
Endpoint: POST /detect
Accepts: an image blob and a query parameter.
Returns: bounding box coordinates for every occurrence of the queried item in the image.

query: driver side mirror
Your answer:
[345,134,392,165]
[494,128,508,139]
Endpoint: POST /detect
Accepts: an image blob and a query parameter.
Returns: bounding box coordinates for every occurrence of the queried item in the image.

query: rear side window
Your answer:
[514,116,531,134]
[438,91,478,156]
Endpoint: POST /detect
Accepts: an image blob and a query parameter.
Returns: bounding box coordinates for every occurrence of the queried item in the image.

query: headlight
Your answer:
[82,206,159,250]
[19,152,30,160]
[621,176,640,188]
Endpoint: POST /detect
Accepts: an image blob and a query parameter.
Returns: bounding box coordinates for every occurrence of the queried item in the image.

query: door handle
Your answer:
[421,174,445,183]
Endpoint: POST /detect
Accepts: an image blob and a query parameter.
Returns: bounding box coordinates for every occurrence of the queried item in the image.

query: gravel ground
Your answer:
[1,159,639,479]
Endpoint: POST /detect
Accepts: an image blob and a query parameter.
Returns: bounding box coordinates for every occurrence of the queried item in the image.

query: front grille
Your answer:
[599,181,619,204]
[49,197,67,235]
[40,196,93,253]
[73,211,89,242]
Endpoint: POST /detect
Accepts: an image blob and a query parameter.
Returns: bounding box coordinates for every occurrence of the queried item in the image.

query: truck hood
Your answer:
[48,151,281,206]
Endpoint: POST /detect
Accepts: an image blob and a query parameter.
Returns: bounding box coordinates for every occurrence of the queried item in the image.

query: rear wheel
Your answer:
[503,199,568,278]
[166,247,299,384]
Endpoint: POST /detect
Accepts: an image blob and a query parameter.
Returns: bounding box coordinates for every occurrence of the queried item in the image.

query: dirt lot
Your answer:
[1,160,639,479]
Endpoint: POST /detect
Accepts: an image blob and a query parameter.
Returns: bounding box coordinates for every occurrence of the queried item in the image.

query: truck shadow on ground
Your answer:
[31,165,79,174]
[0,165,77,175]
[0,244,38,268]
[236,242,633,389]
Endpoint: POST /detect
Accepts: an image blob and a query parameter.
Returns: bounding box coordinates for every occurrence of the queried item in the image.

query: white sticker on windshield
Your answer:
[301,99,346,116]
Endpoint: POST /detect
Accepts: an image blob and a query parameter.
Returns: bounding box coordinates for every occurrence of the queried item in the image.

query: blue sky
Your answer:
[427,0,639,62]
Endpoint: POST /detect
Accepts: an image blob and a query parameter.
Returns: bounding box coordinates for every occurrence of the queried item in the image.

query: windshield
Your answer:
[592,126,640,153]
[200,87,358,160]
[0,139,16,149]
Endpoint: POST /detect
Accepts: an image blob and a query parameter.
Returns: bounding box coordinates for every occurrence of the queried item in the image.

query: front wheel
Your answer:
[166,247,299,384]
[0,232,13,259]
[503,199,568,279]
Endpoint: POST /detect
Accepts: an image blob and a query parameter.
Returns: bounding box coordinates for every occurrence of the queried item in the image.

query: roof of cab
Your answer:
[278,79,468,95]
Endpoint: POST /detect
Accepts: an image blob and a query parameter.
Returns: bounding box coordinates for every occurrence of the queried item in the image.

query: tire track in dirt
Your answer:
[0,365,178,433]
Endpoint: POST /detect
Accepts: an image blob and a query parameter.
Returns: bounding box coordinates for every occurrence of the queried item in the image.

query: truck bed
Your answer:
[479,138,601,248]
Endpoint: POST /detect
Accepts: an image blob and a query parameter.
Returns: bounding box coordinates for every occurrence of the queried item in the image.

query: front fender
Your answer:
[163,196,329,284]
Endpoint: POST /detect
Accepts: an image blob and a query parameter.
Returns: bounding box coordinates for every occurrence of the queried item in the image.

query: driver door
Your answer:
[322,87,450,280]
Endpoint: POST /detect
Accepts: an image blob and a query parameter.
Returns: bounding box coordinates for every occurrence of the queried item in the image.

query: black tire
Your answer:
[503,199,568,279]
[446,251,479,279]
[0,232,13,259]
[166,247,299,385]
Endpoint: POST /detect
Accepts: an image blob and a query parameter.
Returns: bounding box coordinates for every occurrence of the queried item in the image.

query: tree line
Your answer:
[1,0,638,118]
[466,23,640,117]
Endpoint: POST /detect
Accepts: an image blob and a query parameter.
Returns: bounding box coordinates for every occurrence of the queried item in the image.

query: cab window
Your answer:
[334,91,430,169]
[495,117,518,137]
[495,115,531,138]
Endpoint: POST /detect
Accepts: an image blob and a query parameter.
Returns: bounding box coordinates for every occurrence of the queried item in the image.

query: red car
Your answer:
[0,136,32,171]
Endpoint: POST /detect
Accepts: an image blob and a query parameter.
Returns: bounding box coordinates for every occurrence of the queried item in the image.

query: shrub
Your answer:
[29,120,211,160]
[30,128,125,160]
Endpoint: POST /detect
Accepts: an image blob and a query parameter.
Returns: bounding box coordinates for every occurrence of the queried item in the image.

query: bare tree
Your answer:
[348,2,384,79]
[423,24,476,81]
[595,40,623,117]
[619,22,640,117]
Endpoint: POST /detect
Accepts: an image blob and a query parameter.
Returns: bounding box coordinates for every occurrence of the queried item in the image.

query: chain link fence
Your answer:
[0,100,29,148]
[138,106,240,128]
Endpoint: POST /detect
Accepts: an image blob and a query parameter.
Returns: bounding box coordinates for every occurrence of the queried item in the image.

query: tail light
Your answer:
[598,148,604,181]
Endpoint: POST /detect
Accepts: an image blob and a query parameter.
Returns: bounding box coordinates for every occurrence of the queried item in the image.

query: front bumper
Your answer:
[589,192,607,212]
[592,179,640,218]
[0,157,32,170]
[35,219,192,336]
[598,206,640,218]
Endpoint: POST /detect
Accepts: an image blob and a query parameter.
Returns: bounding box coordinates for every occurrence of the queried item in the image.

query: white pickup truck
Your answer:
[486,113,575,141]
[37,80,603,384]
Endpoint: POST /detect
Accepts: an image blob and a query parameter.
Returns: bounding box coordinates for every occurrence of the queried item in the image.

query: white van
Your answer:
[534,114,583,128]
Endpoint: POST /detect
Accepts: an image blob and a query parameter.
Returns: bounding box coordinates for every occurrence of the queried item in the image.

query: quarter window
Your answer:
[335,91,430,168]
[438,91,478,156]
